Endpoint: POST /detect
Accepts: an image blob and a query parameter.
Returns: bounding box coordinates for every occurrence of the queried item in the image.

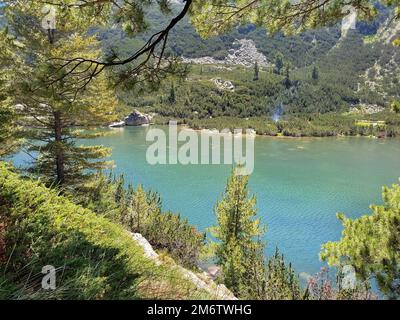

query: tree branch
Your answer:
[48,0,193,87]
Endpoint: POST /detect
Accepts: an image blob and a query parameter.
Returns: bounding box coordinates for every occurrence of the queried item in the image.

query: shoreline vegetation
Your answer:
[123,58,400,139]
[128,113,400,139]
[115,122,393,140]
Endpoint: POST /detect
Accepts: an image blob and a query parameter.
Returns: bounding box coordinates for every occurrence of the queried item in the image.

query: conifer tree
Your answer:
[321,183,400,299]
[4,2,118,188]
[391,100,400,113]
[0,28,21,157]
[168,82,176,104]
[77,171,120,220]
[114,175,126,205]
[283,62,291,89]
[253,61,259,81]
[312,65,319,82]
[210,168,265,297]
[264,248,302,300]
[274,53,284,75]
[191,1,382,37]
[122,184,151,234]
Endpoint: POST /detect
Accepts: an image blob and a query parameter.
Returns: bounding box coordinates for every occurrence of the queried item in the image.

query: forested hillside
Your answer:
[98,3,400,137]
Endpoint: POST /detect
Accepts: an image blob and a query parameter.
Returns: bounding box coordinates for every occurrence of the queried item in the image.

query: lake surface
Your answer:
[12,126,400,278]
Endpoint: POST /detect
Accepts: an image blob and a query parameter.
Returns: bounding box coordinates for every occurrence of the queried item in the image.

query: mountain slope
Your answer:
[0,163,232,300]
[98,3,398,117]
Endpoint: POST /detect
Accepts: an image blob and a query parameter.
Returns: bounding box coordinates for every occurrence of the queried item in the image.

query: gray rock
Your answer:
[131,233,161,265]
[125,110,152,126]
[109,121,126,128]
[130,232,237,300]
[181,38,270,68]
[211,78,235,91]
[207,265,221,280]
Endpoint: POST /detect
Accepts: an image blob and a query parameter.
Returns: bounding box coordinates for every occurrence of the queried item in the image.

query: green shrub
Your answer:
[76,173,206,270]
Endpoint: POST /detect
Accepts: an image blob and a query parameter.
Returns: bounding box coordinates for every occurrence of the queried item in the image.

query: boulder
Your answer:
[131,233,161,265]
[130,232,237,300]
[109,121,126,128]
[207,265,221,280]
[125,110,151,126]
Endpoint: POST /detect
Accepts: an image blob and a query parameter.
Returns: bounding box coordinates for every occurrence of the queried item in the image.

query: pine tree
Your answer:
[321,183,400,299]
[273,53,284,75]
[168,82,176,104]
[210,168,265,297]
[191,0,382,37]
[264,248,302,300]
[122,184,151,234]
[391,100,400,113]
[283,62,291,89]
[4,2,118,188]
[121,183,136,231]
[253,61,259,81]
[0,28,22,157]
[114,175,126,205]
[241,237,267,299]
[312,65,319,82]
[77,171,120,220]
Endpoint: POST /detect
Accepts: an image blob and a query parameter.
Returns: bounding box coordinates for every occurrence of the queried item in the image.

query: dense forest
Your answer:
[110,3,400,137]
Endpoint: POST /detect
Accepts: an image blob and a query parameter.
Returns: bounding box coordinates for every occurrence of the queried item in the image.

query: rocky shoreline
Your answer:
[109,110,154,128]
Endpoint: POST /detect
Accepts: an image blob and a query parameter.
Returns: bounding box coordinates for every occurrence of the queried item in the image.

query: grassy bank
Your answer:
[0,163,213,300]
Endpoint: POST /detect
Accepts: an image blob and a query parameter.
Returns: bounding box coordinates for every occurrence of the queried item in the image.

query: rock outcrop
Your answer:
[131,233,161,265]
[225,39,269,67]
[130,232,237,300]
[211,78,235,91]
[182,38,269,68]
[125,110,152,126]
[349,104,385,115]
[109,121,126,128]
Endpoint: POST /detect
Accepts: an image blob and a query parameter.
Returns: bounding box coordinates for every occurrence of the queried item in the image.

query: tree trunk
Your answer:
[54,111,65,185]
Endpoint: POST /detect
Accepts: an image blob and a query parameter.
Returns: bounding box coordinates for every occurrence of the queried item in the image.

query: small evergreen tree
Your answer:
[0,28,21,157]
[321,183,400,299]
[283,62,291,89]
[253,61,259,81]
[76,171,119,220]
[391,100,400,113]
[114,175,126,205]
[122,185,151,233]
[210,168,265,297]
[264,248,302,300]
[168,82,176,104]
[312,65,319,82]
[273,53,284,75]
[117,181,205,269]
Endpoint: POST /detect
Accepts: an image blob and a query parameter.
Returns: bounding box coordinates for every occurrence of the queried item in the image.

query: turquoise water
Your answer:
[12,126,400,277]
